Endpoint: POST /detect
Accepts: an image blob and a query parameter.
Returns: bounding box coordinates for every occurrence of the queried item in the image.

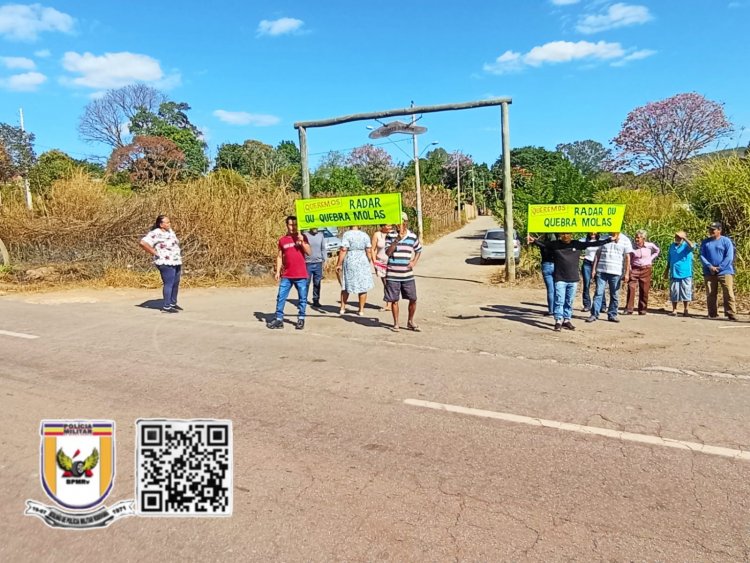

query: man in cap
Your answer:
[665,230,695,317]
[700,222,737,320]
[384,212,422,332]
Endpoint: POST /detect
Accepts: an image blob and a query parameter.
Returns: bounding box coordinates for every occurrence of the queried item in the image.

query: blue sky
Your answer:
[0,1,747,168]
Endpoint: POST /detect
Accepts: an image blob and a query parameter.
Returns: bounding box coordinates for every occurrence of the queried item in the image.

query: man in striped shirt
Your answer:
[385,212,423,332]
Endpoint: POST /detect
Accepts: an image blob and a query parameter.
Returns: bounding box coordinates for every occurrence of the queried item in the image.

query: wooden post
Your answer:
[298,126,310,198]
[501,102,514,283]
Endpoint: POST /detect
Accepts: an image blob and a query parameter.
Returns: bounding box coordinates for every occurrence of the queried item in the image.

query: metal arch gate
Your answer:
[293,98,516,281]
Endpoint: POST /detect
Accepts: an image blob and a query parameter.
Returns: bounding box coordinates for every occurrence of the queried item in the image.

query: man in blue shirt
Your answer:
[699,222,737,321]
[665,230,695,317]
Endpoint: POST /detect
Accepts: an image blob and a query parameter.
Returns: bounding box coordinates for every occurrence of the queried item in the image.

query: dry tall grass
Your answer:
[0,170,462,288]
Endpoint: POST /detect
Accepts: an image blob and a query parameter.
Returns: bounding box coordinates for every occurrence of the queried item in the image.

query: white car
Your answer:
[322,228,341,255]
[480,229,520,264]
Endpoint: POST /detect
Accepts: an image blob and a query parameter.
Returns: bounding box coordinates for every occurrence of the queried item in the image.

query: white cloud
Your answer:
[610,48,656,66]
[1,71,46,91]
[213,110,280,126]
[0,4,74,41]
[34,48,50,57]
[257,17,304,37]
[577,3,653,34]
[61,51,180,89]
[1,56,35,69]
[551,0,580,5]
[484,40,625,74]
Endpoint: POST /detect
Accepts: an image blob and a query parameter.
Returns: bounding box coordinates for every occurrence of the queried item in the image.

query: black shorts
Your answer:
[384,279,417,302]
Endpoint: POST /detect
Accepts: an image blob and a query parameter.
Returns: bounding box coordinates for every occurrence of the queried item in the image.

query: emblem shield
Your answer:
[40,420,115,510]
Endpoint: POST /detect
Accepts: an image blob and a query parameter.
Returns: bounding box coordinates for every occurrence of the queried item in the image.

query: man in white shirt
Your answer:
[587,232,634,323]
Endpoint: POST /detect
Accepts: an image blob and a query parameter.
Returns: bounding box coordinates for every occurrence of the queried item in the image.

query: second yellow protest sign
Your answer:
[295,193,402,230]
[527,204,625,233]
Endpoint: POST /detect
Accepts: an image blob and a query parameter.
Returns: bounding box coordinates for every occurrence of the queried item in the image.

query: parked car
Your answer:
[480,229,520,264]
[322,228,341,256]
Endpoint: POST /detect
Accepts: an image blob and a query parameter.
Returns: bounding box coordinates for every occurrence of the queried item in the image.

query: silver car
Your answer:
[480,229,520,264]
[322,228,341,255]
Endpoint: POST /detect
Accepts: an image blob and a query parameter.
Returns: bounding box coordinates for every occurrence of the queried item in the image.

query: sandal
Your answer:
[407,323,422,332]
[390,325,400,332]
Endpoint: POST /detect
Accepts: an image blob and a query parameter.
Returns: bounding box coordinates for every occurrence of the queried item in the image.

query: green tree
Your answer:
[276,140,301,165]
[419,147,449,186]
[555,140,612,176]
[0,123,36,177]
[129,102,208,175]
[28,150,75,192]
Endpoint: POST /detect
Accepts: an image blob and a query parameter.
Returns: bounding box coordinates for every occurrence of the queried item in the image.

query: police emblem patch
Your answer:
[25,420,134,529]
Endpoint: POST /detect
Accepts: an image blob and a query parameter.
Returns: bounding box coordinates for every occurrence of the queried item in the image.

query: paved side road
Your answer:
[1,215,749,561]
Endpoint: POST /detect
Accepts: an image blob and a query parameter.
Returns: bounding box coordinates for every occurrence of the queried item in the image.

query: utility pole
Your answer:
[501,102,514,282]
[411,103,424,240]
[456,156,461,221]
[471,168,476,217]
[19,108,32,210]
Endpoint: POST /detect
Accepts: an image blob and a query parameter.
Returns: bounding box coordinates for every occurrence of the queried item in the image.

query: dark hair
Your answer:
[285,215,297,224]
[152,214,167,230]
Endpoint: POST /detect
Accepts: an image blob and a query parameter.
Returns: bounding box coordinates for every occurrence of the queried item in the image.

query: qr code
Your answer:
[136,419,232,516]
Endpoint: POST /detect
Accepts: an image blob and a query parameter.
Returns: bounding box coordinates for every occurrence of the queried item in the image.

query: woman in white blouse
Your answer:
[139,215,183,313]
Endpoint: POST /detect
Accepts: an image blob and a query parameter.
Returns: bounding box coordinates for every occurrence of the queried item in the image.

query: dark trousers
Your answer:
[157,264,181,308]
[306,262,323,303]
[581,260,594,310]
[626,265,652,313]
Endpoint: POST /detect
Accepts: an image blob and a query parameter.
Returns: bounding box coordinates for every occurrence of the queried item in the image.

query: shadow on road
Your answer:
[415,274,484,284]
[448,304,553,330]
[455,234,485,240]
[136,299,164,310]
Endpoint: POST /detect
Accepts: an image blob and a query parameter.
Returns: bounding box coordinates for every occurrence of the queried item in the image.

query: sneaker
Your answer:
[585,316,597,323]
[266,319,284,329]
[607,316,620,323]
[543,311,552,317]
[624,310,633,315]
[553,322,562,332]
[582,306,591,312]
[727,315,738,322]
[161,307,177,314]
[312,301,321,308]
[170,304,183,311]
[295,319,305,330]
[562,321,576,331]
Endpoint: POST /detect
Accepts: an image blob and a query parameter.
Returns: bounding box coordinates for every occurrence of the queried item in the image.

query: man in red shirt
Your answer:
[267,216,311,330]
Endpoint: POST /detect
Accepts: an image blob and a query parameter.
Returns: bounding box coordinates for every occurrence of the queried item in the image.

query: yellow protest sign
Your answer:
[527,204,625,233]
[295,193,402,230]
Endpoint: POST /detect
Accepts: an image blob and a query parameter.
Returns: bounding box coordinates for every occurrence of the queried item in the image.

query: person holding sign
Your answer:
[336,225,374,315]
[385,213,423,332]
[527,233,610,331]
[371,224,394,312]
[267,216,311,330]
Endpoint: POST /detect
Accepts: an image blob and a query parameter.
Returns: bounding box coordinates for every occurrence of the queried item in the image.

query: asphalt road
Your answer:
[2,215,749,561]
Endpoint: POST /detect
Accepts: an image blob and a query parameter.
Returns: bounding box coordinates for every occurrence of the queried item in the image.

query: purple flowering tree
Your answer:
[610,92,732,191]
[347,144,396,189]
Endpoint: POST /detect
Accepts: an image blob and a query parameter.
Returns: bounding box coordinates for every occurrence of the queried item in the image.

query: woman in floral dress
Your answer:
[336,226,374,315]
[140,214,183,313]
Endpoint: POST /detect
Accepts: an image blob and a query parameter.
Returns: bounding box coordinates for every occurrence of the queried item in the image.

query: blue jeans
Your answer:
[157,264,181,308]
[593,273,621,318]
[553,281,577,321]
[275,277,308,321]
[581,260,594,310]
[306,262,323,303]
[541,262,555,315]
